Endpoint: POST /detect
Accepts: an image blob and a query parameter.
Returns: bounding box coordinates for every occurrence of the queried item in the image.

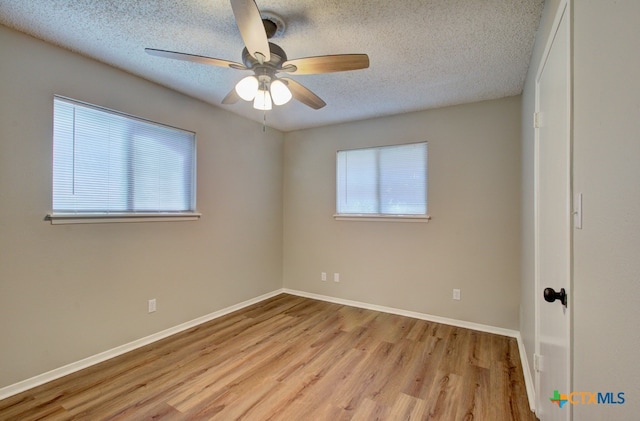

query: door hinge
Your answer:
[533,112,541,128]
[573,193,583,229]
[534,353,543,372]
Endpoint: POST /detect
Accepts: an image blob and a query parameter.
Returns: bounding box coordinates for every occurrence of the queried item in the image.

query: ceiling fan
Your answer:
[145,0,369,111]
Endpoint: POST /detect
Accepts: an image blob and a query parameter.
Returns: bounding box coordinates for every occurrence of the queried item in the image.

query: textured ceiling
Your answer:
[0,0,544,132]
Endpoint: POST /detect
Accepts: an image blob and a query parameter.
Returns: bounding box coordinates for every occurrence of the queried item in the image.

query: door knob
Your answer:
[544,287,567,306]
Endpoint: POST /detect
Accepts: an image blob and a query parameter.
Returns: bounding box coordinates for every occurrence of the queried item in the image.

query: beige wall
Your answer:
[572,0,640,418]
[283,97,522,329]
[0,25,283,388]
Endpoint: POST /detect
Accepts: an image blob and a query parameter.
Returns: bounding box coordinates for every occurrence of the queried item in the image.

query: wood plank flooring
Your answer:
[0,294,538,420]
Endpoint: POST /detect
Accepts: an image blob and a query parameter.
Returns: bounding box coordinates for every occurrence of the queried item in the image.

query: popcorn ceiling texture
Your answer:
[0,0,544,131]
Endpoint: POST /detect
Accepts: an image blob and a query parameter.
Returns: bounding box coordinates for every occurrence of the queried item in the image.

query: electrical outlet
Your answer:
[453,289,461,300]
[334,273,340,283]
[321,272,327,281]
[148,298,157,313]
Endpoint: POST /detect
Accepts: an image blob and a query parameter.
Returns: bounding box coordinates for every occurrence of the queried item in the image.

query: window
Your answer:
[49,96,199,224]
[336,142,428,221]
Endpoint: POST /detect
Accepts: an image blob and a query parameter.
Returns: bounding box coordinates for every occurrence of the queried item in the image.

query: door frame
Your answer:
[533,0,573,417]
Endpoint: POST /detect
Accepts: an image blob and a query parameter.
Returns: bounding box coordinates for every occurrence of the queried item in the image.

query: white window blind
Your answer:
[336,142,427,217]
[52,97,196,216]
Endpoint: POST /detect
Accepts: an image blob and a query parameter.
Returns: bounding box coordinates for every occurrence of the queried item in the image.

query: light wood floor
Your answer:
[0,294,537,420]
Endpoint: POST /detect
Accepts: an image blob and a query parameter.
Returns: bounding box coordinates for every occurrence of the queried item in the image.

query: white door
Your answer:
[534,2,571,420]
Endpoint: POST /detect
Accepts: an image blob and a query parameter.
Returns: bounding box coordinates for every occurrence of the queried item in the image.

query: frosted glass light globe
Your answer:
[270,79,292,105]
[235,76,259,101]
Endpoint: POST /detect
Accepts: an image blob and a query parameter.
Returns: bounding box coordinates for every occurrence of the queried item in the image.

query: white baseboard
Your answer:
[1,287,537,412]
[0,289,284,401]
[284,288,519,337]
[515,332,536,412]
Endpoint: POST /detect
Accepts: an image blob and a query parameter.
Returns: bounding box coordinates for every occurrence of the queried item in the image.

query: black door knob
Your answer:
[544,287,567,306]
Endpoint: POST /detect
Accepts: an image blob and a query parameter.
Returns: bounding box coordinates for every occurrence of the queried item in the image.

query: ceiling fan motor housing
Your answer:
[242,42,288,70]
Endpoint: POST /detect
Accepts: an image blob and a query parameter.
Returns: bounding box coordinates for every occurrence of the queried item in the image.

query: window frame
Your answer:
[334,141,430,222]
[47,96,200,224]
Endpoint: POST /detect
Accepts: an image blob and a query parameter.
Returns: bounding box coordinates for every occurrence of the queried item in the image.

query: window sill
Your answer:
[333,214,431,222]
[46,212,202,225]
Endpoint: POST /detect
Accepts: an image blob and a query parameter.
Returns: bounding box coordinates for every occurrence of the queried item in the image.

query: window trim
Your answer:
[46,212,202,225]
[48,96,199,224]
[333,214,431,222]
[335,142,429,221]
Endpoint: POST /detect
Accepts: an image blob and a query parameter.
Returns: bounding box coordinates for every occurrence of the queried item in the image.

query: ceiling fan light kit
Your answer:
[235,73,292,109]
[145,0,369,112]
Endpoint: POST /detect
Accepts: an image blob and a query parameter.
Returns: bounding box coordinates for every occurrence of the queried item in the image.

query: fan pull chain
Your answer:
[263,110,267,132]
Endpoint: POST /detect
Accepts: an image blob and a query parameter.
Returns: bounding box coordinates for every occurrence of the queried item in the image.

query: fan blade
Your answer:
[230,0,271,62]
[145,48,246,70]
[281,78,326,110]
[282,54,369,75]
[222,88,241,105]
